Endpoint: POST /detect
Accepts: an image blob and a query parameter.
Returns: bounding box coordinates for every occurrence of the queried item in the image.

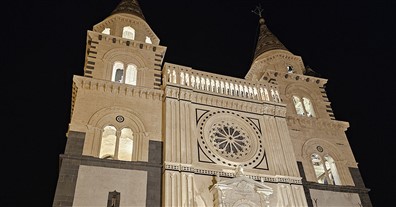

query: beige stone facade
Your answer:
[52,1,372,207]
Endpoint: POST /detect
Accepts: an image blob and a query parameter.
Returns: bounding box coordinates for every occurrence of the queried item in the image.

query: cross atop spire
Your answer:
[251,4,264,18]
[251,5,288,60]
[111,0,146,20]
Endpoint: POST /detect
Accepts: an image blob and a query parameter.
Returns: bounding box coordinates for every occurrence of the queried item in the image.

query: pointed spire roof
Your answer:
[253,17,288,60]
[111,0,146,20]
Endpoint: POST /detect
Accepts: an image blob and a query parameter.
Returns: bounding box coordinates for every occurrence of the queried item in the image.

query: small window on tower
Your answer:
[145,36,152,44]
[112,62,124,83]
[303,97,316,117]
[287,65,294,73]
[310,153,341,185]
[292,95,316,117]
[125,64,137,85]
[293,96,305,116]
[122,26,135,40]
[99,125,117,159]
[107,191,120,207]
[102,28,111,35]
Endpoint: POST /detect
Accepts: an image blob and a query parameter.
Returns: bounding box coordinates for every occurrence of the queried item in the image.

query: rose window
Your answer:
[209,122,251,160]
[198,110,264,167]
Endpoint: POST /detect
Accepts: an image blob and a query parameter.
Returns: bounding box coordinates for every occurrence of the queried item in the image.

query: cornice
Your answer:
[87,30,166,54]
[73,75,163,101]
[287,116,349,132]
[262,70,328,86]
[164,162,302,185]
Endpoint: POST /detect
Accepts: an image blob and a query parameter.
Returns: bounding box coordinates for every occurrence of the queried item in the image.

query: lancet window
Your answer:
[311,153,341,185]
[99,125,134,161]
[292,95,315,117]
[111,61,137,85]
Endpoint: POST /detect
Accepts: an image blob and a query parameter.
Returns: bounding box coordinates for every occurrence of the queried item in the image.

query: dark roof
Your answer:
[111,0,146,20]
[253,17,288,60]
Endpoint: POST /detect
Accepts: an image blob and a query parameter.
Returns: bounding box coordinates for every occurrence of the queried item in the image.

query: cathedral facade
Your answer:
[52,0,372,206]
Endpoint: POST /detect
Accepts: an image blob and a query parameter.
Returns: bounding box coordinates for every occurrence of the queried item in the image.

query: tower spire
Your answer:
[111,0,145,20]
[251,5,288,60]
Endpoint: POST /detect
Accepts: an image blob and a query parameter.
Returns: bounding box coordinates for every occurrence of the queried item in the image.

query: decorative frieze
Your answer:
[87,30,164,53]
[286,116,349,131]
[73,75,163,101]
[164,163,302,184]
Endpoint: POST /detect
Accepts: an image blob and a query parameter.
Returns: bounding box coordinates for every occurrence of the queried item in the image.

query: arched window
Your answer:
[112,62,138,85]
[122,26,135,40]
[99,126,134,161]
[145,36,152,44]
[292,95,316,117]
[311,153,340,185]
[125,64,137,85]
[102,28,111,35]
[112,62,124,83]
[303,97,315,117]
[118,128,133,161]
[99,126,117,159]
[324,155,341,185]
[287,65,294,73]
[293,96,305,116]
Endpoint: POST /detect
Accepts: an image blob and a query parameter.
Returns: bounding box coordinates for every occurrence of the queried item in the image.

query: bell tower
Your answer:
[84,0,164,89]
[52,0,166,206]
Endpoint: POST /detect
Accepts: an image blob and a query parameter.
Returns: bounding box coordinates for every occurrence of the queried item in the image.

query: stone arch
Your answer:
[284,84,319,101]
[87,106,147,160]
[301,138,348,185]
[88,106,146,133]
[301,138,343,161]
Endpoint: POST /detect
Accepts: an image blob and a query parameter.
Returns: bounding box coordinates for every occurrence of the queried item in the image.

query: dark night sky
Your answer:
[3,0,395,206]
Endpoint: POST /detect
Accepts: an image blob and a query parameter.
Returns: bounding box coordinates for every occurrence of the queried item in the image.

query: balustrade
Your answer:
[164,63,281,103]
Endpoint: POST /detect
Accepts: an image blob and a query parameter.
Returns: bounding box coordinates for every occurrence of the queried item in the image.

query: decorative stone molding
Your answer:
[287,116,349,131]
[73,75,163,101]
[210,173,274,207]
[301,138,344,161]
[87,31,165,53]
[164,162,302,184]
[247,51,303,77]
[164,86,179,99]
[275,106,287,117]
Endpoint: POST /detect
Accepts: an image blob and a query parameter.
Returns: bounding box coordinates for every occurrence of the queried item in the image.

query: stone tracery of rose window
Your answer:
[209,121,251,160]
[198,110,264,167]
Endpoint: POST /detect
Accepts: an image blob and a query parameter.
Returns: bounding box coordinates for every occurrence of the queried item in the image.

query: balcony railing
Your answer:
[163,63,281,103]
